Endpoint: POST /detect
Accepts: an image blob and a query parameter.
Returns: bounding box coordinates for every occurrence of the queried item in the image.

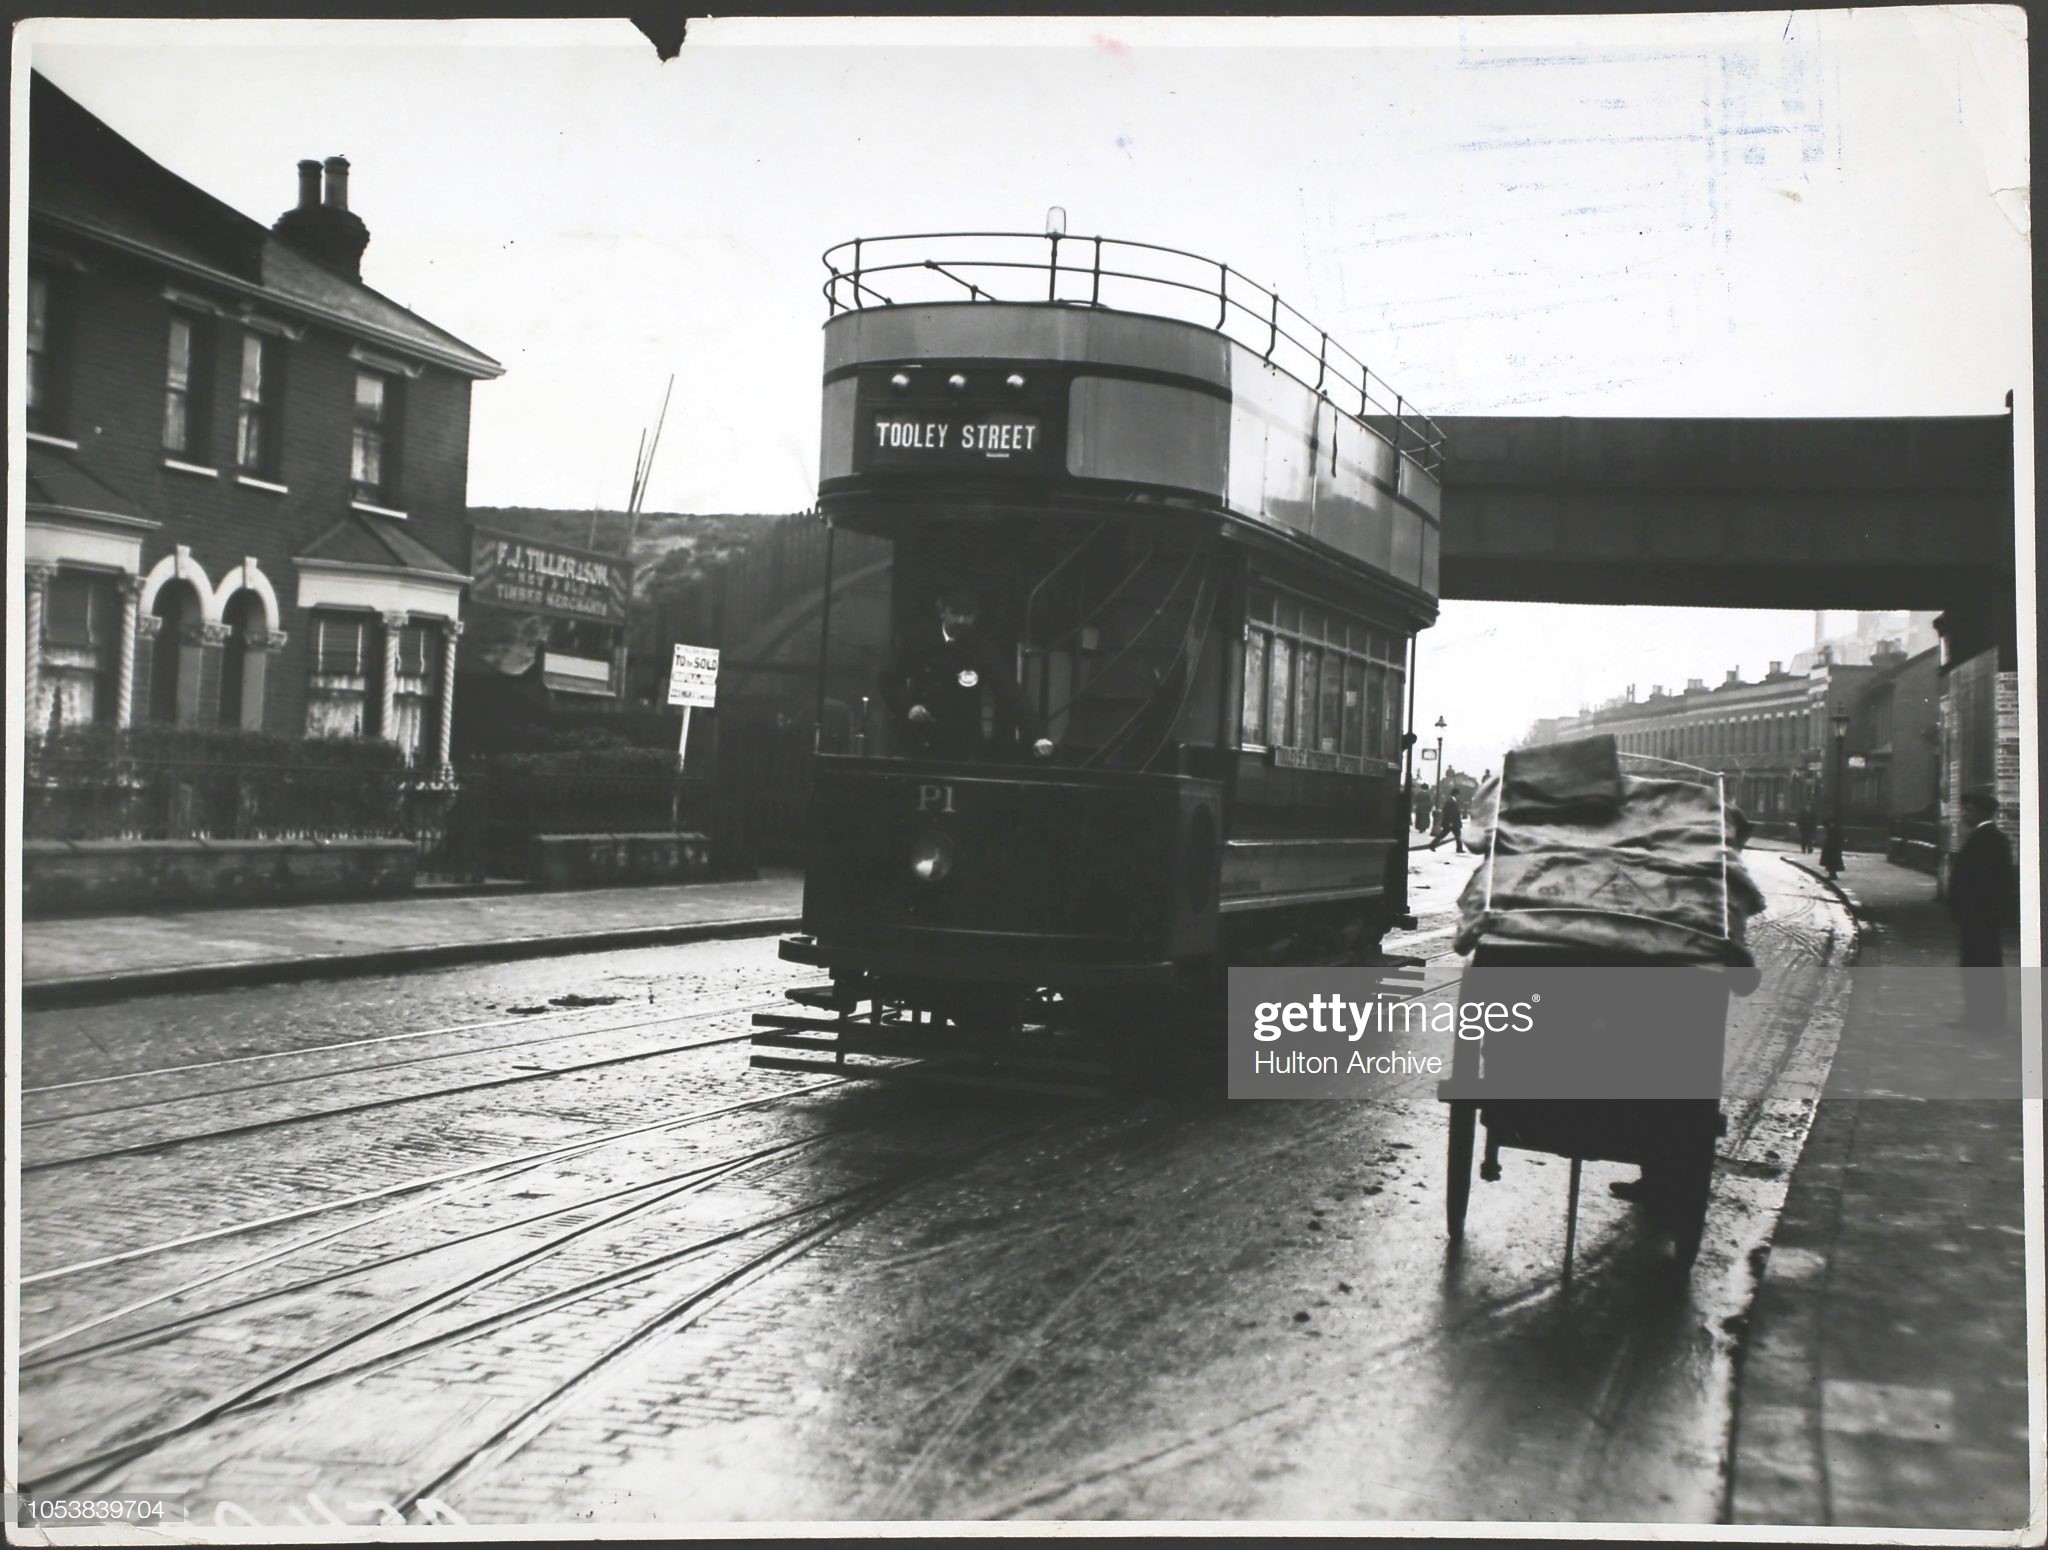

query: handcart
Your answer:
[1436,739,1764,1271]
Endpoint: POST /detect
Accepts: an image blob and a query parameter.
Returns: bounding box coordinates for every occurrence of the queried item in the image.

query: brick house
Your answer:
[22,72,502,771]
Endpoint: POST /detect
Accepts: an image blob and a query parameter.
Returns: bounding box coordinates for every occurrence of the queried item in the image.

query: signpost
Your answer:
[667,644,720,769]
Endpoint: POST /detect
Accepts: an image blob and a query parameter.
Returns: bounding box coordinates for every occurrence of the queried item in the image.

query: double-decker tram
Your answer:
[751,230,1444,1088]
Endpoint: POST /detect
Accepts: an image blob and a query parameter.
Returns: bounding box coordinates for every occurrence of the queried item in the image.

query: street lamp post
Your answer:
[1830,710,1851,848]
[1433,716,1447,811]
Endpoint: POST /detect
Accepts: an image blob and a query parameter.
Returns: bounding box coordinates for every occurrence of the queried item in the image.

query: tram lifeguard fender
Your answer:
[1454,734,1765,970]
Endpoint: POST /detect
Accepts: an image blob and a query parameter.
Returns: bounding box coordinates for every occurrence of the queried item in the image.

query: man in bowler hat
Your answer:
[1948,788,2014,1029]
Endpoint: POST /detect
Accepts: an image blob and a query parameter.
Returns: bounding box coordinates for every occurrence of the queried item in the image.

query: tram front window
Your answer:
[842,518,1227,769]
[878,583,1053,763]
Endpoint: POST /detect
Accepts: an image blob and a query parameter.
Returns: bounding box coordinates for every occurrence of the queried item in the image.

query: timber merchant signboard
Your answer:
[470,528,631,624]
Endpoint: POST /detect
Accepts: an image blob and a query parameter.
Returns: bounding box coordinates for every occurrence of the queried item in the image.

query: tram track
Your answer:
[22,1123,847,1366]
[23,1005,789,1173]
[22,1075,852,1289]
[26,1106,1085,1508]
[24,994,672,1096]
[21,986,789,1127]
[393,1108,1098,1522]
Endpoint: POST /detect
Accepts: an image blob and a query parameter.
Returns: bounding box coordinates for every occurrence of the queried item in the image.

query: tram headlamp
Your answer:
[1006,373,1027,391]
[947,373,969,393]
[908,831,955,885]
[890,372,913,393]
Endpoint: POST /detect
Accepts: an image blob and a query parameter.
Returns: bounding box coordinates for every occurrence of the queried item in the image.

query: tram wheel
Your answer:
[1446,1101,1476,1238]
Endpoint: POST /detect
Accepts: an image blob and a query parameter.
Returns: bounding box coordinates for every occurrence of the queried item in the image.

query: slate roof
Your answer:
[297,512,469,580]
[29,73,501,379]
[25,441,157,527]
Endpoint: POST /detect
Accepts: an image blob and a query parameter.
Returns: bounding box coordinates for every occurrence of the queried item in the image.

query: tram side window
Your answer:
[1341,658,1365,756]
[1241,629,1267,743]
[1296,644,1320,752]
[1362,661,1383,759]
[1241,587,1407,765]
[1317,652,1342,754]
[1267,635,1293,746]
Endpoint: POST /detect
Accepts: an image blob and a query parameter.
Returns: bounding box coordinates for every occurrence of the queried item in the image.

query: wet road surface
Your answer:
[16,849,1850,1526]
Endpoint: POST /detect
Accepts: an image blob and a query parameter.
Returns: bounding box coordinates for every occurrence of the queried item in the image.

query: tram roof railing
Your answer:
[822,231,1447,479]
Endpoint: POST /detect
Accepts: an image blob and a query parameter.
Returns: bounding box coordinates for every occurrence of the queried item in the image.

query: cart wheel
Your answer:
[1446,1100,1476,1238]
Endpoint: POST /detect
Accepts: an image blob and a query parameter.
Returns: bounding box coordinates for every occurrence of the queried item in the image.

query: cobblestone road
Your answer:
[18,855,1859,1529]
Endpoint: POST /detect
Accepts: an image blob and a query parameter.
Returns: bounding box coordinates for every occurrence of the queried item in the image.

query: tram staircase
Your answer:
[1031,547,1222,773]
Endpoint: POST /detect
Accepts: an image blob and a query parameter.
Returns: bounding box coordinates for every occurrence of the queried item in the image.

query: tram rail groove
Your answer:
[23,1077,851,1288]
[22,1125,847,1365]
[23,991,790,1131]
[392,1115,1072,1522]
[27,1178,890,1501]
[28,1113,1071,1505]
[19,912,803,1010]
[24,1020,787,1174]
[22,975,790,1098]
[26,1135,875,1488]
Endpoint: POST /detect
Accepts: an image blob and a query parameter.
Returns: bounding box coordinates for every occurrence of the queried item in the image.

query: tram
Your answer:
[752,230,1444,1083]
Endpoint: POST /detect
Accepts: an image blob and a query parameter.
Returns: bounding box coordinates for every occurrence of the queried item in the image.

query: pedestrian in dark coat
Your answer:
[1796,808,1817,853]
[879,588,1051,763]
[1428,793,1466,853]
[1819,821,1844,880]
[1949,789,2014,1029]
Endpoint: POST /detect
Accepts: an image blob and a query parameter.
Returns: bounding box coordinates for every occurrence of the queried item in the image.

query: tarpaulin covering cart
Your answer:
[1437,734,1765,1270]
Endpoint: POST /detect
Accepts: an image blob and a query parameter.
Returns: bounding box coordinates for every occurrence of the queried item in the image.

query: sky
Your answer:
[16,11,2032,774]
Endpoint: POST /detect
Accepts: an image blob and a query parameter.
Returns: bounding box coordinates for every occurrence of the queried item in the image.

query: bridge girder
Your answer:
[1436,414,2015,611]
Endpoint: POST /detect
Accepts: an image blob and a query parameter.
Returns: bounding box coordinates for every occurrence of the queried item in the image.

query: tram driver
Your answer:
[880,585,1054,762]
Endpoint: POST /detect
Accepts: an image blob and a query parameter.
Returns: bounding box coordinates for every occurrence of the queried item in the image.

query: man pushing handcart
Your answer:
[1437,733,1765,1270]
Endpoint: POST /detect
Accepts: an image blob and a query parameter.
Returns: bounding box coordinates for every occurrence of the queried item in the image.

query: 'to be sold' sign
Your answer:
[667,645,720,709]
[667,644,719,767]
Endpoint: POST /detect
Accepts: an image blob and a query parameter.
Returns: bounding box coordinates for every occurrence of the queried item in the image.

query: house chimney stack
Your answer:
[1725,668,1740,685]
[273,155,371,281]
[1768,660,1782,676]
[1686,677,1705,692]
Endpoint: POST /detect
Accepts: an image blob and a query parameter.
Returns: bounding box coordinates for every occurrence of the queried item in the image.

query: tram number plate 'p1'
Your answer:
[870,413,1045,466]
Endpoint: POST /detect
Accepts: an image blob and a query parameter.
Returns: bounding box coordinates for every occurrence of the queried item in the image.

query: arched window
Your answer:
[150,580,205,724]
[217,591,265,728]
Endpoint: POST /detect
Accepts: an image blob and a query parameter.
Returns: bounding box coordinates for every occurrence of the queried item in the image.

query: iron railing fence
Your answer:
[23,755,724,882]
[822,230,1446,476]
[22,755,446,846]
